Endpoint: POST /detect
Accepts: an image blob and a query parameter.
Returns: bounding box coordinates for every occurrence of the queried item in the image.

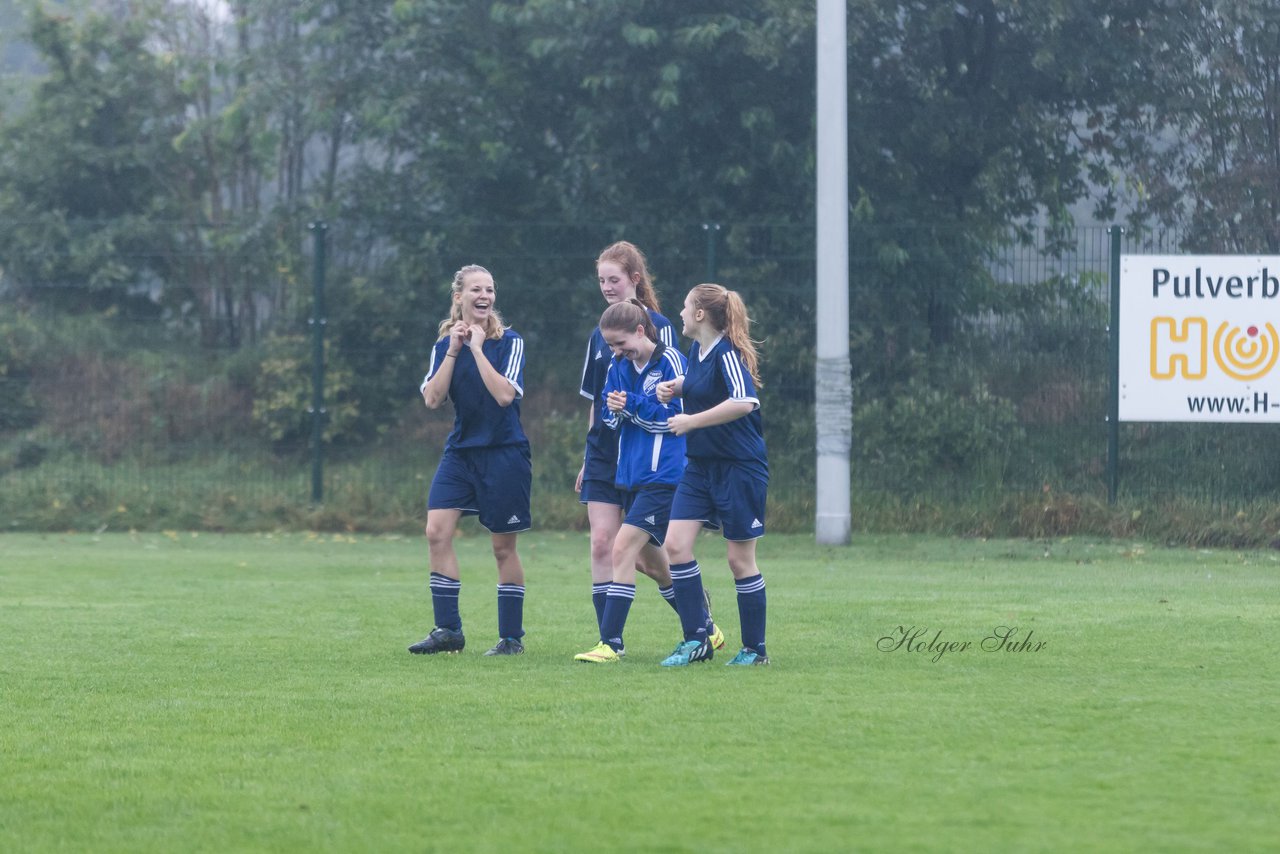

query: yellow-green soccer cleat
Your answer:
[574,641,621,663]
[703,588,725,650]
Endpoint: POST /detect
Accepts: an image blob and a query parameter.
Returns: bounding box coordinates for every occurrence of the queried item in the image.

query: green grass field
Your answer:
[2,530,1276,852]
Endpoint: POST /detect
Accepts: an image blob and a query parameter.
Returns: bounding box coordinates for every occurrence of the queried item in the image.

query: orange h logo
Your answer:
[1150,317,1206,379]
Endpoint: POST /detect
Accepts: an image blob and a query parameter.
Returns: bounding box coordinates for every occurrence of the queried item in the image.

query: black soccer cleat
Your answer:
[408,627,466,655]
[483,637,525,656]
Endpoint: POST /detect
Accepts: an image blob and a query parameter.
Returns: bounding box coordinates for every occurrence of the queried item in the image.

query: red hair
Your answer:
[596,241,661,313]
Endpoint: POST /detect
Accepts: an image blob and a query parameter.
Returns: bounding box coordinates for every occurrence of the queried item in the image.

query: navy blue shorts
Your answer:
[579,477,624,507]
[620,486,677,547]
[670,458,768,541]
[428,445,532,534]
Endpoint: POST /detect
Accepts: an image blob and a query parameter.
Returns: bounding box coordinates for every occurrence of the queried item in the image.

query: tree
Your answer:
[838,1,1165,352]
[0,3,190,314]
[1097,1,1280,252]
[0,0,1188,443]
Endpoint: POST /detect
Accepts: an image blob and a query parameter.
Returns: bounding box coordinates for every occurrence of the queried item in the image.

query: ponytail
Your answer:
[689,284,763,387]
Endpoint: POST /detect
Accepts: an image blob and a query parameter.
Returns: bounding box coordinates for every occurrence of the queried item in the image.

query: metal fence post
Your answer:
[703,222,720,281]
[308,221,328,505]
[1107,224,1123,504]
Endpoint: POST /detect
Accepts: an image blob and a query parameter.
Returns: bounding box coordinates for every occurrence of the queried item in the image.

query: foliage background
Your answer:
[4,2,1280,540]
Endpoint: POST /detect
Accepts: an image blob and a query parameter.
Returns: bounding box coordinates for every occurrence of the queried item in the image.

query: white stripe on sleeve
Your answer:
[420,347,439,394]
[661,348,685,377]
[722,351,748,399]
[504,336,525,396]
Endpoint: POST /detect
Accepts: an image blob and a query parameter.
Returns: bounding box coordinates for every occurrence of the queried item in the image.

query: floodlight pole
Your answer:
[815,0,852,544]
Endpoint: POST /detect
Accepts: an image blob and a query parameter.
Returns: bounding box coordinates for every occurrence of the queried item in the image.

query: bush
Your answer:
[251,334,361,447]
[854,370,1024,493]
[0,307,42,430]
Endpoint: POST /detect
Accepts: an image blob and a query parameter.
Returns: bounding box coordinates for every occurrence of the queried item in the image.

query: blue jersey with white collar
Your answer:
[579,310,674,482]
[601,342,687,489]
[682,334,768,474]
[422,328,528,450]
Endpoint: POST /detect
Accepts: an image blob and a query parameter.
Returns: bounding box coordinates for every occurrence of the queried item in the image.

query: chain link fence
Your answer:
[3,220,1278,534]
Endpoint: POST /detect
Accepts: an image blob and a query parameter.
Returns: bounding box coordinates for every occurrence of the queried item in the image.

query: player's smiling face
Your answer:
[679,293,700,337]
[456,271,496,323]
[603,326,652,363]
[597,261,637,305]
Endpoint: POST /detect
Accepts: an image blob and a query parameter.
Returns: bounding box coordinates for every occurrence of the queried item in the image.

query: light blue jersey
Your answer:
[600,342,687,489]
[579,310,675,483]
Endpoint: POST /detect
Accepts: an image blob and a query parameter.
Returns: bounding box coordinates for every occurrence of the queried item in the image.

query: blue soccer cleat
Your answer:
[661,638,713,667]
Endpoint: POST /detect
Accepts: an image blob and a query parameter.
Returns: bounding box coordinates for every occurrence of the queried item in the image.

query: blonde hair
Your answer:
[436,264,506,340]
[599,298,658,342]
[689,284,762,387]
[596,241,661,313]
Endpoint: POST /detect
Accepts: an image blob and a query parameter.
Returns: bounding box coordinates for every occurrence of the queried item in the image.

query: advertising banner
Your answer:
[1120,255,1280,422]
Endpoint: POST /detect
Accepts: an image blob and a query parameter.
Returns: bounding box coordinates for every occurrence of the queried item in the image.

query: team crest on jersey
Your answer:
[643,370,662,395]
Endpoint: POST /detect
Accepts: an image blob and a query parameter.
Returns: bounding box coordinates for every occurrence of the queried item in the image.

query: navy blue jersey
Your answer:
[682,334,768,472]
[422,328,528,450]
[601,342,687,490]
[578,310,674,482]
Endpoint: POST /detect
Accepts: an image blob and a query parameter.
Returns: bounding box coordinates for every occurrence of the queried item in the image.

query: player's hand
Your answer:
[668,413,693,435]
[656,380,677,403]
[448,321,469,354]
[467,324,486,351]
[574,464,584,493]
[606,390,627,412]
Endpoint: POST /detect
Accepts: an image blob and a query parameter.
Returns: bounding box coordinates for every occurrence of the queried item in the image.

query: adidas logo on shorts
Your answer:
[507,515,521,525]
[644,515,656,525]
[751,518,763,528]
